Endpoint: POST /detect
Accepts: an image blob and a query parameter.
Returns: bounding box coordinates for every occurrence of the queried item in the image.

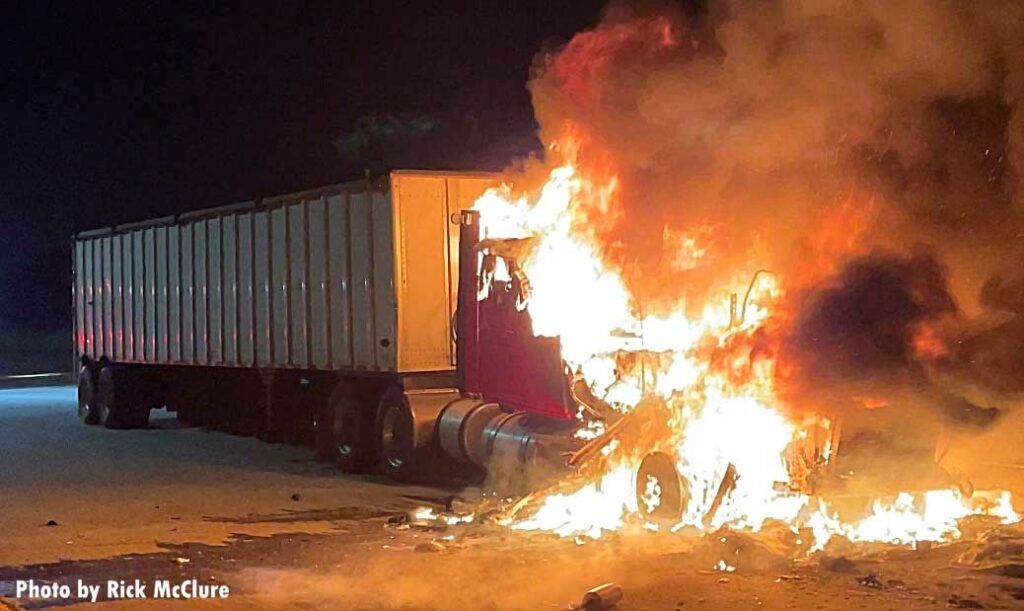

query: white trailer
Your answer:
[73,171,497,478]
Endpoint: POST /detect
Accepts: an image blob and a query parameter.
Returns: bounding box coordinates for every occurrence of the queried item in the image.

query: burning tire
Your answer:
[636,451,689,525]
[77,364,100,425]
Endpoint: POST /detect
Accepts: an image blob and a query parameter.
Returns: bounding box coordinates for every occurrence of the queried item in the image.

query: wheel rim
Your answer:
[78,386,91,418]
[380,405,409,469]
[77,369,93,420]
[636,451,689,524]
[332,399,356,460]
[96,370,113,424]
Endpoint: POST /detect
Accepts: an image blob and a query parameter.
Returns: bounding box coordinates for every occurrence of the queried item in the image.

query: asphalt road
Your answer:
[1,386,1022,610]
[0,386,451,609]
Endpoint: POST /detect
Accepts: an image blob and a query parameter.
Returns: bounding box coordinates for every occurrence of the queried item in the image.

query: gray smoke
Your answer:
[528,0,1024,313]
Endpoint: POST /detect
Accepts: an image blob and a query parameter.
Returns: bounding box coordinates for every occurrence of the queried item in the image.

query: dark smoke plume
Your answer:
[527,0,1024,310]
[524,1,1024,434]
[784,252,954,386]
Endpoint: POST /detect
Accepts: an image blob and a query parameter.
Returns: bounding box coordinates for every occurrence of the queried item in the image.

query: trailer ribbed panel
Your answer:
[327,192,352,368]
[91,238,102,360]
[254,210,271,366]
[74,242,86,357]
[307,197,329,369]
[348,193,374,369]
[168,225,181,362]
[222,215,238,364]
[372,191,396,370]
[288,202,308,368]
[156,227,169,362]
[180,224,193,363]
[72,173,496,372]
[208,217,223,363]
[122,234,134,360]
[83,240,95,358]
[194,221,208,365]
[238,212,255,366]
[109,235,121,360]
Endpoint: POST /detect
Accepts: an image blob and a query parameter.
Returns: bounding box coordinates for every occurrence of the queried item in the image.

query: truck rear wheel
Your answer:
[97,367,150,429]
[315,382,378,472]
[377,398,418,481]
[77,365,100,425]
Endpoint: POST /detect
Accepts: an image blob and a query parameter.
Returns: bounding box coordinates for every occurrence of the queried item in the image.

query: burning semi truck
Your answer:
[72,2,1024,555]
[74,162,1019,549]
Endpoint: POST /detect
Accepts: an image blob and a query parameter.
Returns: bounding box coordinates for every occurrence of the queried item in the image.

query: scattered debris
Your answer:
[857,573,883,589]
[948,594,985,609]
[45,519,58,527]
[173,557,190,565]
[573,582,623,611]
[820,555,855,573]
[958,532,1024,578]
[695,529,791,572]
[702,463,738,528]
[774,574,802,582]
[290,493,301,501]
[414,541,446,553]
[1000,584,1024,600]
[404,506,475,529]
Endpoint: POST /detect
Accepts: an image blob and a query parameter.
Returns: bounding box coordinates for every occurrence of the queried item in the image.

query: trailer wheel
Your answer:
[316,382,378,472]
[377,396,419,481]
[77,365,100,425]
[312,399,335,461]
[97,367,150,429]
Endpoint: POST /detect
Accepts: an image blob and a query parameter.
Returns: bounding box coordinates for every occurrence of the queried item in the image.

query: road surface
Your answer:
[1,386,1022,610]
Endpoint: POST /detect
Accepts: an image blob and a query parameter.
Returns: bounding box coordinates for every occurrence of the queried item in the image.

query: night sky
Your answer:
[0,1,607,365]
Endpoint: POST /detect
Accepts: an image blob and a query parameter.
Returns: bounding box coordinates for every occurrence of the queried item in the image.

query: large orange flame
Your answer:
[474,137,1019,551]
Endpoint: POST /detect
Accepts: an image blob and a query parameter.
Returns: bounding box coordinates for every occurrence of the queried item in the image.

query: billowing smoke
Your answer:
[528,5,1021,374]
[529,0,1024,302]
[784,252,955,388]
[519,0,1024,473]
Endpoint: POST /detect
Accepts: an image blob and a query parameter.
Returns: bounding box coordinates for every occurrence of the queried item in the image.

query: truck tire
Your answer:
[377,390,423,481]
[312,399,334,461]
[96,367,150,429]
[77,364,100,425]
[316,382,378,472]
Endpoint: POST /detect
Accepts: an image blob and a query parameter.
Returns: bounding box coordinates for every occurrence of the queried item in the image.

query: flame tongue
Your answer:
[473,143,1020,551]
